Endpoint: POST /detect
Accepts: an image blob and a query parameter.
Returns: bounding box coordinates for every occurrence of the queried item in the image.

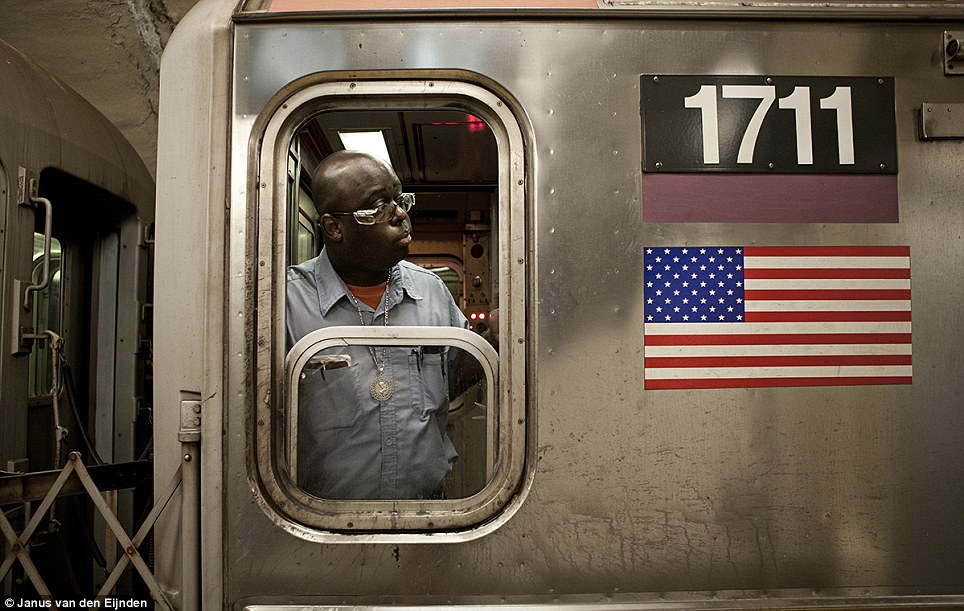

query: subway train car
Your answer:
[0,39,155,599]
[153,1,964,609]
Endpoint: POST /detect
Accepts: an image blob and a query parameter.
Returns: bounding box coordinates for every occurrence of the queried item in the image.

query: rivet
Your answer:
[655,162,662,169]
[653,76,660,83]
[183,454,192,462]
[880,163,887,170]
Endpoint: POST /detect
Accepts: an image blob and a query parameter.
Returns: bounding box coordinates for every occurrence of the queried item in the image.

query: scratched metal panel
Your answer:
[227,17,964,606]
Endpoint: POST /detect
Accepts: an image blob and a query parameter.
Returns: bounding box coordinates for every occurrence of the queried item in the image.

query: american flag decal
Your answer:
[643,246,912,390]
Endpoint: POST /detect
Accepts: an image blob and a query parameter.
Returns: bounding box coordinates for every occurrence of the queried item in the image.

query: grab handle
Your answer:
[23,196,53,309]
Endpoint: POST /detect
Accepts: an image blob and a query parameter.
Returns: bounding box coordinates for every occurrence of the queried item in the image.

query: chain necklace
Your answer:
[347,267,394,401]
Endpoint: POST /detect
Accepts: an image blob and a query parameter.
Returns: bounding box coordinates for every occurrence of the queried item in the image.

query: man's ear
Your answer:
[321,214,343,242]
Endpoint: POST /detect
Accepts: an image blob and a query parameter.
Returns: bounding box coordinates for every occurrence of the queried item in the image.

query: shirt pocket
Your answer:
[408,351,447,420]
[298,364,364,431]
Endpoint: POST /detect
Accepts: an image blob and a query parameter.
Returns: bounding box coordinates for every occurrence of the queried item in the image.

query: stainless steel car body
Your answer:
[153,1,964,608]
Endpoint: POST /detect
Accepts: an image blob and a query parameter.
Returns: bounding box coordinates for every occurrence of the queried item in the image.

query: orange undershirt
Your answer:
[346,281,388,310]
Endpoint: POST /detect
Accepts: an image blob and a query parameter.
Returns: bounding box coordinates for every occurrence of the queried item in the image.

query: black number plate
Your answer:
[641,75,897,174]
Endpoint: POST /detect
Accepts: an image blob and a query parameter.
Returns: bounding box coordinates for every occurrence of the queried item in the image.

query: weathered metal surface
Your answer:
[154,2,964,607]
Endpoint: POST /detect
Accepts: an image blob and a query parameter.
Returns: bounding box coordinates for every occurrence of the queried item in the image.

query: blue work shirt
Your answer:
[286,249,465,500]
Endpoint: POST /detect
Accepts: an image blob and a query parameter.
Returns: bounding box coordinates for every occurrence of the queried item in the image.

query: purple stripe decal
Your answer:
[643,174,898,223]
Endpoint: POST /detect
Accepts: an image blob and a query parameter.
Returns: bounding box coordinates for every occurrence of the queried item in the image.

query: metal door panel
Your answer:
[226,17,964,603]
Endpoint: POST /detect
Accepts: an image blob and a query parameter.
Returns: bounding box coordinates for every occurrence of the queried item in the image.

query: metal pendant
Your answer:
[370,374,394,401]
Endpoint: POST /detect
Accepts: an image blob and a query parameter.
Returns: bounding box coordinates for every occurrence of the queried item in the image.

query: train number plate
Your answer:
[641,75,897,174]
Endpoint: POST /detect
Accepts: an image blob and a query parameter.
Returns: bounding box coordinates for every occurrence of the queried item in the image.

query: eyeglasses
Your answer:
[329,193,415,225]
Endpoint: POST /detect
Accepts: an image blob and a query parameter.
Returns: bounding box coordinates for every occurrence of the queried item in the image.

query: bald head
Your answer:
[310,151,396,216]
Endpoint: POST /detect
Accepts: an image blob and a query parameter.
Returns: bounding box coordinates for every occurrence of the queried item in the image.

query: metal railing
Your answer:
[0,452,188,609]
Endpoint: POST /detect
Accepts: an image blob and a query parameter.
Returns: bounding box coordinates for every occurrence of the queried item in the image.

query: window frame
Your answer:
[251,73,530,540]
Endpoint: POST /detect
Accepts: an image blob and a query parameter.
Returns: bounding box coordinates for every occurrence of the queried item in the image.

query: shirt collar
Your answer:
[313,249,422,316]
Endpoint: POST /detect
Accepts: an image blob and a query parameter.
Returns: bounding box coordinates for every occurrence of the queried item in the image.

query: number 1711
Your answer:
[683,85,855,166]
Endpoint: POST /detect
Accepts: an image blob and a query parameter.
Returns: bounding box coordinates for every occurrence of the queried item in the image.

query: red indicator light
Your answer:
[470,313,478,320]
[478,312,486,320]
[466,114,486,133]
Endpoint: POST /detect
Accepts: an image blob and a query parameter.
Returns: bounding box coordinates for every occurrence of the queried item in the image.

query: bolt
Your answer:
[184,454,192,462]
[653,76,660,83]
[126,546,136,556]
[655,162,663,169]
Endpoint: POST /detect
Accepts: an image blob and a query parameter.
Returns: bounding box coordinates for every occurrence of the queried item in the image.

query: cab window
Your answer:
[254,78,528,535]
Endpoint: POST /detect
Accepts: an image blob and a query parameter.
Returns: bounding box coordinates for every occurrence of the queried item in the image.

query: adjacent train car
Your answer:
[153,1,964,609]
[0,39,155,599]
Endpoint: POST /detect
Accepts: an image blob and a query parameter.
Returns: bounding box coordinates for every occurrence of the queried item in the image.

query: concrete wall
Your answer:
[0,0,201,177]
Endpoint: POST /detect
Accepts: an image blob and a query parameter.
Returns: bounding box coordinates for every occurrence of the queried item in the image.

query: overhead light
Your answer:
[338,131,394,169]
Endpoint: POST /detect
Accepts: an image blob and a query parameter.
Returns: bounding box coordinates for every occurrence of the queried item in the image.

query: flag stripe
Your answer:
[744,268,910,279]
[745,289,910,300]
[645,376,912,390]
[645,355,912,368]
[647,365,912,379]
[646,333,911,346]
[645,343,911,357]
[745,311,912,322]
[647,322,911,334]
[745,279,909,289]
[744,246,909,257]
[746,300,910,311]
[744,256,908,269]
